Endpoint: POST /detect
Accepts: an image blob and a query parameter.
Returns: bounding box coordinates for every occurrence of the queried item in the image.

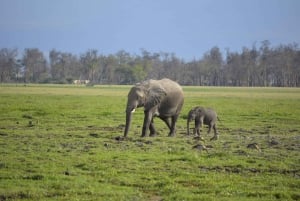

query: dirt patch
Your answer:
[89,133,100,138]
[0,132,8,136]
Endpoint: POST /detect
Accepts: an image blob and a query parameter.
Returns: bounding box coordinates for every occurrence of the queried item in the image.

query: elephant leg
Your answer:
[195,119,201,136]
[160,117,171,130]
[213,124,218,135]
[193,127,197,135]
[207,124,212,134]
[168,115,178,137]
[142,111,153,137]
[210,124,219,141]
[208,120,217,135]
[195,119,204,141]
[149,118,157,137]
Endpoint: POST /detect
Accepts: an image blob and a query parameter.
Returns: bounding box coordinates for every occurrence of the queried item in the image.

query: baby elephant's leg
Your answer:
[210,124,219,141]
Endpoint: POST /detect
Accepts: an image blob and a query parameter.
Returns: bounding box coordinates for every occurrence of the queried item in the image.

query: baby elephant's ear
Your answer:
[195,107,204,113]
[145,87,167,110]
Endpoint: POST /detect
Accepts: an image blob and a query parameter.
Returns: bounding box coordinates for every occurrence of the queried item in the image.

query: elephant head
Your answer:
[187,107,197,135]
[187,106,206,135]
[125,85,146,114]
[124,81,167,137]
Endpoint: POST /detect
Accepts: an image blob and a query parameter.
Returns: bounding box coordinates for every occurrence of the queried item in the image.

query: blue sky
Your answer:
[0,0,300,60]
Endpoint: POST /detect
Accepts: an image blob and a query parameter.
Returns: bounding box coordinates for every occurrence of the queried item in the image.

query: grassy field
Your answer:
[0,84,299,201]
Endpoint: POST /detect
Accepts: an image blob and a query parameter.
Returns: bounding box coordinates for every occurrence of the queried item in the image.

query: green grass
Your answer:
[0,84,299,201]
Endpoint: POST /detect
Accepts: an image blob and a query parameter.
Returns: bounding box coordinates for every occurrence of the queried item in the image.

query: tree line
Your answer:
[1,40,299,87]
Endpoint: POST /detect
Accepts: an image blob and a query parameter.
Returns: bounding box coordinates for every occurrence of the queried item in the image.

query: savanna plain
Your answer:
[0,84,299,201]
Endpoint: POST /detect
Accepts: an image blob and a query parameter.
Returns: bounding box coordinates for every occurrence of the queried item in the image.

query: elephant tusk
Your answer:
[131,108,136,113]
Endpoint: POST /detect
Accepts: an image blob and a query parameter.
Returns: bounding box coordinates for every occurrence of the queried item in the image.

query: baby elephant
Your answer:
[187,106,219,141]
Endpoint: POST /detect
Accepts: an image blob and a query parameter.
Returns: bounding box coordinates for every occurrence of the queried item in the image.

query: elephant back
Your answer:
[158,78,183,94]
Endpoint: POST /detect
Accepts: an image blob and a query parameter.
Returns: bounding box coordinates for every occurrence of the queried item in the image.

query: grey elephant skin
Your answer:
[187,106,219,140]
[124,78,184,137]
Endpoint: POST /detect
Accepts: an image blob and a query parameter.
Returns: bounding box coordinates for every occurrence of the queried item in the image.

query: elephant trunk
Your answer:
[124,102,137,137]
[124,111,132,137]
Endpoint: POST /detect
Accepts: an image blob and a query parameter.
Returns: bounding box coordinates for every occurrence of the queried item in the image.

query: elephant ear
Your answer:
[191,107,199,114]
[144,86,167,110]
[195,107,204,113]
[196,107,206,117]
[136,87,145,99]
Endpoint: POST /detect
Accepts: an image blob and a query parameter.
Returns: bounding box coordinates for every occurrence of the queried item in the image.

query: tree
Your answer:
[226,51,243,86]
[202,47,223,86]
[80,49,100,83]
[272,43,300,87]
[49,49,63,82]
[258,40,272,86]
[23,48,47,83]
[100,54,118,84]
[50,50,81,83]
[0,48,19,82]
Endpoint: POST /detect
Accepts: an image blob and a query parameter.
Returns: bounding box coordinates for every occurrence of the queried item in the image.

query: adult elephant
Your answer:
[124,78,184,137]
